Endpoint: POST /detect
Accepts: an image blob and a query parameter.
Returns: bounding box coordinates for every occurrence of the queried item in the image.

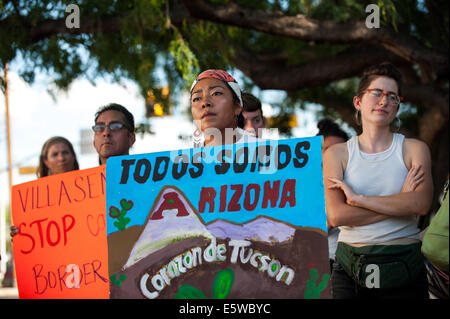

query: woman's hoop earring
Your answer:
[355,110,361,126]
[193,128,203,147]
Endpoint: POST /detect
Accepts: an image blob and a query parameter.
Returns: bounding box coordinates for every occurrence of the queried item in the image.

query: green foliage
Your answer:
[181,20,230,71]
[0,0,446,138]
[377,0,399,31]
[168,29,199,88]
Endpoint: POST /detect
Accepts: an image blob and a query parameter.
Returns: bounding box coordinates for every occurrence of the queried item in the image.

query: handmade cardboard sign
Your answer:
[106,137,331,299]
[11,165,109,299]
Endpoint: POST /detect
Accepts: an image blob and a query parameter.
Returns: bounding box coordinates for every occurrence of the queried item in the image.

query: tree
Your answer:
[0,0,448,214]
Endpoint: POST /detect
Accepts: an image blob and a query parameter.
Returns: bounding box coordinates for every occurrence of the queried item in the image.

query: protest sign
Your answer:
[106,137,331,299]
[11,165,109,299]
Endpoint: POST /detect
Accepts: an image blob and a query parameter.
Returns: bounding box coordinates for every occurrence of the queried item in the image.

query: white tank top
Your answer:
[338,133,421,244]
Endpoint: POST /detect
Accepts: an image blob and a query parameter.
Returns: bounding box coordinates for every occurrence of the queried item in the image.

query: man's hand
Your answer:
[10,225,19,240]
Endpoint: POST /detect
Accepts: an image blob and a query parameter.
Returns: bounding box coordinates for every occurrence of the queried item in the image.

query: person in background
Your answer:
[92,103,136,165]
[11,136,79,237]
[316,118,349,272]
[421,176,449,299]
[37,136,79,178]
[240,92,266,138]
[190,69,259,147]
[323,63,432,298]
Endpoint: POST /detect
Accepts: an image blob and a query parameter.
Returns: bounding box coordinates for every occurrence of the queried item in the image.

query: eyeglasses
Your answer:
[92,122,128,133]
[364,88,403,105]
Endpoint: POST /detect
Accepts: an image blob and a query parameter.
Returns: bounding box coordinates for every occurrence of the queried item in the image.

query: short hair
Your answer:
[37,136,79,178]
[94,103,135,133]
[357,63,403,98]
[316,118,349,141]
[242,92,263,115]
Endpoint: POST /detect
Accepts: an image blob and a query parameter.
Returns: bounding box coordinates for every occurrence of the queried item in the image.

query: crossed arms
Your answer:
[324,138,433,228]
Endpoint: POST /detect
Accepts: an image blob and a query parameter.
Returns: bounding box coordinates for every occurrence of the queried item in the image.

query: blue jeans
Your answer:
[331,261,429,299]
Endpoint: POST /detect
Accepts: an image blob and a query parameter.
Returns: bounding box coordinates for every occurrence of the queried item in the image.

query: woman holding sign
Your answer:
[323,63,432,298]
[36,136,79,178]
[190,69,259,147]
[11,136,79,237]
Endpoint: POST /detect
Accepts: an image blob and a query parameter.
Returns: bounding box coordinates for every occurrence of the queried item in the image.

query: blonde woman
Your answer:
[36,136,79,177]
[11,136,79,237]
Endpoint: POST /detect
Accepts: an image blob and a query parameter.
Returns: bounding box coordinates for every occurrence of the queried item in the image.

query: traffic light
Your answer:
[266,114,297,128]
[145,87,171,117]
[19,166,37,175]
[265,113,297,137]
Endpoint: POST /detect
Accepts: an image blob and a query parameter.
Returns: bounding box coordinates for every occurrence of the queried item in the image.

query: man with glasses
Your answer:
[93,103,136,165]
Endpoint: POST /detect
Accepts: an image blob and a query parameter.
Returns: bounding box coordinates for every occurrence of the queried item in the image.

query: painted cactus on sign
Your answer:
[175,268,235,299]
[109,199,134,231]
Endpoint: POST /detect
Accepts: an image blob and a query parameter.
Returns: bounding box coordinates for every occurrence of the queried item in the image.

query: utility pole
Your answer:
[1,62,13,286]
[4,63,12,193]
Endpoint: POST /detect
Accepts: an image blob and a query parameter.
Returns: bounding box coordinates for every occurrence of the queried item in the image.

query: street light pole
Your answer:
[4,63,13,194]
[1,62,13,286]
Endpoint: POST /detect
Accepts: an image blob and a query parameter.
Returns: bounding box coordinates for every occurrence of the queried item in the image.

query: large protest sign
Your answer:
[11,165,109,299]
[106,136,331,299]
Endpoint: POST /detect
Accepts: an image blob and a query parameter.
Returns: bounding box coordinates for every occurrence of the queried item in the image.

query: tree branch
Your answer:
[28,14,127,43]
[418,107,448,145]
[11,0,30,29]
[402,84,449,117]
[230,46,406,90]
[180,0,448,80]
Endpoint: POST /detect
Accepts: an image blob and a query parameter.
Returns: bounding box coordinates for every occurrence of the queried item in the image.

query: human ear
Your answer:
[234,102,242,116]
[353,96,361,111]
[128,132,136,147]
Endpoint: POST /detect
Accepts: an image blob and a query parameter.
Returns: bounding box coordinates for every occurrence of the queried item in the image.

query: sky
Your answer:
[0,66,320,207]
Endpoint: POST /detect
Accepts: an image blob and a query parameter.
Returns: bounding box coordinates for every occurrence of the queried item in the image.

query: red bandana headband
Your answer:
[190,69,243,107]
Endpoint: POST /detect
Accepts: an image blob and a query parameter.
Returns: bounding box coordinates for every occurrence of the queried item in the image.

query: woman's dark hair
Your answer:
[94,103,135,133]
[356,63,403,98]
[37,136,79,178]
[316,118,349,141]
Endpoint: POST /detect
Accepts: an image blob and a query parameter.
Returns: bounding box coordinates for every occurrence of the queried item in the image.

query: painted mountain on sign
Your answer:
[121,185,298,270]
[122,186,213,270]
[206,217,295,243]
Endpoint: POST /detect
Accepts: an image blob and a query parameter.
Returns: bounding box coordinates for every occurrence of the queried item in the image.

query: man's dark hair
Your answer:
[316,118,349,141]
[94,103,135,133]
[242,92,263,114]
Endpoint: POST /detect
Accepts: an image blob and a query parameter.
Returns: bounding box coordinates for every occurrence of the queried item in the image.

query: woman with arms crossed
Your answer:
[324,63,433,298]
